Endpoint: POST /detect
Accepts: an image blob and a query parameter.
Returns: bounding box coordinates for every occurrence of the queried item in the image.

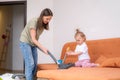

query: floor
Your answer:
[0,69,49,80]
[0,68,24,75]
[0,69,12,75]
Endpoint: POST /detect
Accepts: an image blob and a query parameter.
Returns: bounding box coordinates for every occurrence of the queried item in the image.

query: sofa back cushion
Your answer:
[60,38,120,63]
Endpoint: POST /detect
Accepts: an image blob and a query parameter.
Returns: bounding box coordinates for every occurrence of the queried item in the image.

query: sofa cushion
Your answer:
[37,67,120,80]
[101,57,120,67]
[95,55,107,64]
[95,55,120,68]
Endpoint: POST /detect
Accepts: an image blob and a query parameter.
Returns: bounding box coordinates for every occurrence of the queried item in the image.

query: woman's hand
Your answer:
[41,47,48,54]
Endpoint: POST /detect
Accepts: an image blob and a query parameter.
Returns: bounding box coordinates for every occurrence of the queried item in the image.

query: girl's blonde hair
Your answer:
[74,29,86,41]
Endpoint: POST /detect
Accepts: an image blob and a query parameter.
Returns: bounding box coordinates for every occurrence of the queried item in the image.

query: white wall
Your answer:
[27,0,54,63]
[27,0,120,64]
[12,5,25,70]
[53,0,120,59]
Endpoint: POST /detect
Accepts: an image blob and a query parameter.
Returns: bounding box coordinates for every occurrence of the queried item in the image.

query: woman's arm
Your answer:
[30,28,48,54]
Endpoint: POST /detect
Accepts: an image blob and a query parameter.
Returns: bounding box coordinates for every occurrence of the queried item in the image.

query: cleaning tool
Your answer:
[39,48,73,69]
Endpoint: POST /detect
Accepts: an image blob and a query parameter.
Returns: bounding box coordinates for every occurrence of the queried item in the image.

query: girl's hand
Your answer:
[66,51,73,55]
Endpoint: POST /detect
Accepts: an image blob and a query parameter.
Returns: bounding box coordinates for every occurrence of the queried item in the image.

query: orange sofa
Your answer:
[37,38,120,80]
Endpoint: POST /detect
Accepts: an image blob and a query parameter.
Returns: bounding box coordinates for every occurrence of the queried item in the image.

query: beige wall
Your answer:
[0,6,13,69]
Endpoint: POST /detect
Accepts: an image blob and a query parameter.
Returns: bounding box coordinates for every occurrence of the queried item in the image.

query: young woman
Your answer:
[66,29,99,67]
[19,8,53,80]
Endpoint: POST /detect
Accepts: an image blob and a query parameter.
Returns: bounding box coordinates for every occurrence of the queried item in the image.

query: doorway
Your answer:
[0,1,26,74]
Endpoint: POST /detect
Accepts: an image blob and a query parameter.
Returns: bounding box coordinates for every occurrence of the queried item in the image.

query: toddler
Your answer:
[66,29,99,67]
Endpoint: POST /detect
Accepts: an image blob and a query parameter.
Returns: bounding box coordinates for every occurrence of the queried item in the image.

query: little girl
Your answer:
[66,29,99,67]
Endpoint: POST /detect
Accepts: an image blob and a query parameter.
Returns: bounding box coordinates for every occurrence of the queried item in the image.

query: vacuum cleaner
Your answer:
[47,51,73,69]
[39,48,74,69]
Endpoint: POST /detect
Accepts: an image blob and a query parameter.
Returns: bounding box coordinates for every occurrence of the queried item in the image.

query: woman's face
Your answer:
[75,34,84,45]
[42,16,52,24]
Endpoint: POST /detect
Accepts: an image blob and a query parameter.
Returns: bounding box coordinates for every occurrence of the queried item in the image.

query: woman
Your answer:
[19,8,53,80]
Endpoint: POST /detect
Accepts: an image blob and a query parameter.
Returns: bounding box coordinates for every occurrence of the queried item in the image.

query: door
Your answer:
[0,1,26,74]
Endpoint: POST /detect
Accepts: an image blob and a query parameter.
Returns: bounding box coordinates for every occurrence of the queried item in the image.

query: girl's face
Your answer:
[75,34,84,45]
[42,16,52,24]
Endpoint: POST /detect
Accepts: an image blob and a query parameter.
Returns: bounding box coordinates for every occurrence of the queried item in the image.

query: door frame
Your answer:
[0,1,27,26]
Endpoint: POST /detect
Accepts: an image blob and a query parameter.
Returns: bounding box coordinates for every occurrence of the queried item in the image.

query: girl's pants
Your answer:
[75,59,98,67]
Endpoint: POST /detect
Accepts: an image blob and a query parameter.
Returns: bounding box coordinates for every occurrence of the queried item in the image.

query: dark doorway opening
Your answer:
[0,1,26,74]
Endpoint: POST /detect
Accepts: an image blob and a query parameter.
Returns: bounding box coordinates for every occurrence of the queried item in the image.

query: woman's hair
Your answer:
[75,29,86,41]
[36,8,53,31]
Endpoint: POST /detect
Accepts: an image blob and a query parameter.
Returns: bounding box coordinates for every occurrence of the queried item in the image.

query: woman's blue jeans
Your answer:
[20,42,38,80]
